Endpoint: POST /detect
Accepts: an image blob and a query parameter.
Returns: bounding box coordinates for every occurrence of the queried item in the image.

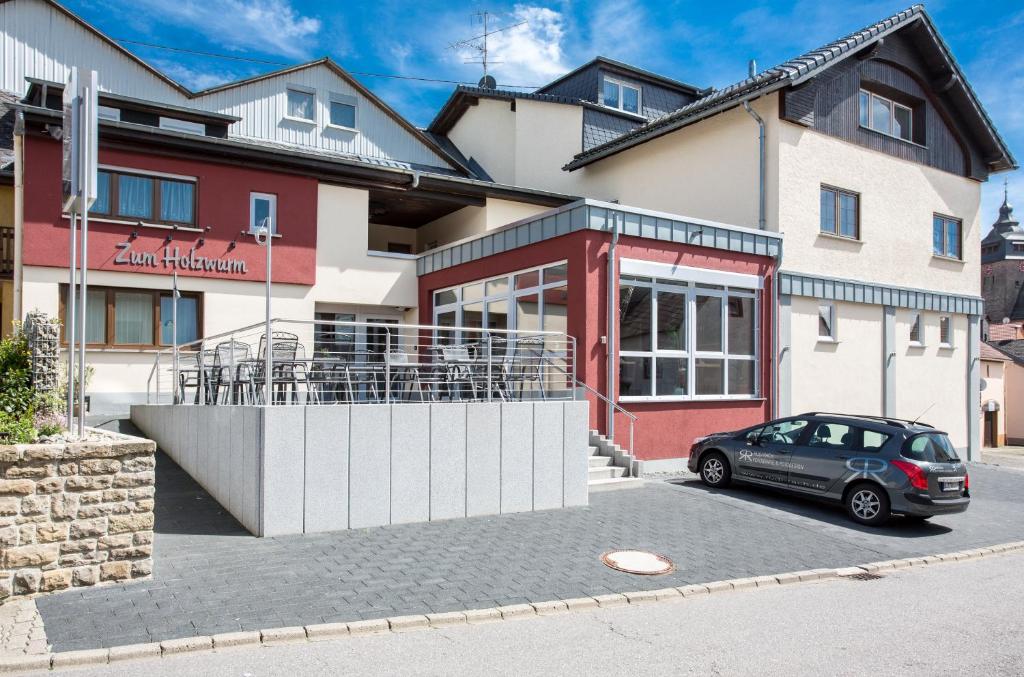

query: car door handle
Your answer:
[775,449,792,454]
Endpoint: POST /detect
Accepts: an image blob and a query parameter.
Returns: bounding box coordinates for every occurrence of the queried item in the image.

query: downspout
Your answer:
[606,212,619,444]
[742,61,774,415]
[12,110,25,324]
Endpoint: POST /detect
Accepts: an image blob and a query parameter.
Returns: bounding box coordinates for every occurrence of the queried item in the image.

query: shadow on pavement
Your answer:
[91,416,250,538]
[668,478,954,538]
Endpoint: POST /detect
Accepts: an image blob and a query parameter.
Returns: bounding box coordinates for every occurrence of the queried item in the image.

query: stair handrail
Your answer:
[573,377,635,461]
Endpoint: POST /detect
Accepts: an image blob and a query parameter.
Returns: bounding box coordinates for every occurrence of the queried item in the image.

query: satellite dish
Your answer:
[478,74,497,90]
[1003,317,1011,324]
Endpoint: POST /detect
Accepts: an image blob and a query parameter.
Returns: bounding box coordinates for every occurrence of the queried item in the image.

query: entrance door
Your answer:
[984,411,997,447]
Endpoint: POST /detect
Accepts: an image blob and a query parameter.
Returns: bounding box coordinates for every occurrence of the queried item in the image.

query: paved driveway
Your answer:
[36,451,1024,652]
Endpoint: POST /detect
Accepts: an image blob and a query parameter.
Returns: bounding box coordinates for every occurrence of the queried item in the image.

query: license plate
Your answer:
[940,480,961,492]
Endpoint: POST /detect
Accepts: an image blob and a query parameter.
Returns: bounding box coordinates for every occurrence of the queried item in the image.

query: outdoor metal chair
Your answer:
[212,340,251,404]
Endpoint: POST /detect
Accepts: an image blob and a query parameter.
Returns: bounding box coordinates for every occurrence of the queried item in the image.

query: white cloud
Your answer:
[134,0,321,60]
[584,0,655,64]
[453,5,568,86]
[152,60,240,91]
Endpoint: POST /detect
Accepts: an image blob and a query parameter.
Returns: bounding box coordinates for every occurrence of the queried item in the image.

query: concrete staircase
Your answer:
[587,430,643,491]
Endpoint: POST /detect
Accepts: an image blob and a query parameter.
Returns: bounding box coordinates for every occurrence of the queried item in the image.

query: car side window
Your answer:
[763,420,809,446]
[807,422,854,450]
[860,430,890,452]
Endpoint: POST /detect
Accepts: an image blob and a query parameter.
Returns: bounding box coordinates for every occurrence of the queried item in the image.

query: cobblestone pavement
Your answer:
[982,446,1024,470]
[0,598,47,657]
[33,449,1024,652]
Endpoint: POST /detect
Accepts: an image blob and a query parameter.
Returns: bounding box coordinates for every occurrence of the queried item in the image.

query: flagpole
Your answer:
[76,87,90,439]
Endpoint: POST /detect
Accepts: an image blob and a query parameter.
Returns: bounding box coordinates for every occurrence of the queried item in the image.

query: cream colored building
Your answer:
[427,7,1016,459]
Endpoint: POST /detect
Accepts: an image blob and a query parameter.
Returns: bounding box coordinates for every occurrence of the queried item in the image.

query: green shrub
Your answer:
[0,331,34,418]
[0,330,66,443]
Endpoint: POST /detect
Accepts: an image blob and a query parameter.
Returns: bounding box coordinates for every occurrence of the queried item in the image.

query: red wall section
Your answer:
[418,229,775,461]
[22,135,318,285]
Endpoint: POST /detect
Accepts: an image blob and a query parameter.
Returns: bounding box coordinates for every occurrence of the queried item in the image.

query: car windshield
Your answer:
[901,432,960,463]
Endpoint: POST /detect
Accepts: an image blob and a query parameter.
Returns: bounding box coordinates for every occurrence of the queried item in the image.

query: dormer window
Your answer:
[859,89,912,141]
[286,86,315,123]
[602,77,641,115]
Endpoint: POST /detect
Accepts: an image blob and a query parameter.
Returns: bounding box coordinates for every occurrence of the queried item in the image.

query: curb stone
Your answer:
[6,540,1024,673]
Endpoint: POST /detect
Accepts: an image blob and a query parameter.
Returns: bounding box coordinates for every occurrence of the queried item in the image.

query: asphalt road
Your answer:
[46,550,1024,677]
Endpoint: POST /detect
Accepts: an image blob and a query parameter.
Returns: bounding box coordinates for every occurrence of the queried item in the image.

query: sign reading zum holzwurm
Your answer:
[114,241,248,274]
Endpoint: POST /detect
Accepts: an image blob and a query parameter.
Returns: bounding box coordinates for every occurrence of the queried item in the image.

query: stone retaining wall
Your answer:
[0,432,156,599]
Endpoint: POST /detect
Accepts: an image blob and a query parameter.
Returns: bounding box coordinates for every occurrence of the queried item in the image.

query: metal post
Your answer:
[486,333,492,402]
[198,338,205,405]
[263,219,273,406]
[172,271,179,404]
[228,331,235,405]
[152,351,159,405]
[76,120,90,438]
[384,329,391,404]
[66,212,77,432]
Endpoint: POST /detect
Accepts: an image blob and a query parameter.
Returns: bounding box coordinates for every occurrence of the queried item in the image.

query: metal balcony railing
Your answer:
[146,318,577,407]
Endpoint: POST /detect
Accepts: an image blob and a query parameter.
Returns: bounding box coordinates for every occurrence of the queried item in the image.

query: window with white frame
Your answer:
[618,271,758,400]
[859,89,912,141]
[249,192,277,234]
[933,214,961,259]
[909,312,922,345]
[431,262,569,345]
[818,303,836,340]
[939,316,952,347]
[286,87,315,122]
[601,77,641,115]
[328,92,357,129]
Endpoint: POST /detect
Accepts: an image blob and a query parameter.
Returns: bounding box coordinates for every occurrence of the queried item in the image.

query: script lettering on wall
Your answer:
[113,241,248,274]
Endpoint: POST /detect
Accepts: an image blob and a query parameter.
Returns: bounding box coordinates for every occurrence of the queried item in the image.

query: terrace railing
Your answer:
[145,318,577,408]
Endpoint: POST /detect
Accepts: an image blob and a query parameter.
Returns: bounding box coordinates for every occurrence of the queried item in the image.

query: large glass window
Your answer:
[432,262,571,346]
[88,170,196,226]
[860,89,913,141]
[617,275,759,400]
[60,285,201,348]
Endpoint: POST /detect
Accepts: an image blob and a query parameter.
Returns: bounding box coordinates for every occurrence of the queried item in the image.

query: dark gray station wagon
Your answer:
[687,413,970,526]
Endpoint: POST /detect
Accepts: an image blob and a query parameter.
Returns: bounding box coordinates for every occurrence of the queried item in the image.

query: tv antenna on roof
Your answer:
[448,10,527,88]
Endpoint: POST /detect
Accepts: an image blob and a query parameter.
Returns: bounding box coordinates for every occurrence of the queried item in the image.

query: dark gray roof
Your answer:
[565,5,1016,172]
[988,339,1024,365]
[0,89,16,175]
[537,56,705,98]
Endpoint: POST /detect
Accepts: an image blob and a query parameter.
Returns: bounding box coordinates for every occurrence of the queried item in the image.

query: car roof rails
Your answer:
[798,412,934,429]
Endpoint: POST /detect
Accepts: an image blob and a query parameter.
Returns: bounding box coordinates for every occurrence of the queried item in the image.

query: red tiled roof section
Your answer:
[988,323,1024,341]
[981,342,1011,361]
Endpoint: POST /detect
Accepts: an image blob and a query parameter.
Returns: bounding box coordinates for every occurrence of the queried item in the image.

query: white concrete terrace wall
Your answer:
[130,401,589,537]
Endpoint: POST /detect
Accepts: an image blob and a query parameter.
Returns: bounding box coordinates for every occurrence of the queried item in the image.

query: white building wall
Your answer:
[788,297,884,416]
[193,65,451,168]
[446,98,517,185]
[775,109,982,295]
[0,0,187,101]
[891,309,970,449]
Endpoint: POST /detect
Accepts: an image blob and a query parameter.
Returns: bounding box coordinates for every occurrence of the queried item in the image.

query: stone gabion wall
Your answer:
[23,310,61,395]
[0,433,156,599]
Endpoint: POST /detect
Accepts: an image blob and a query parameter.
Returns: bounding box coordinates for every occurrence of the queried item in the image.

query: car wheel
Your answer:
[845,483,890,526]
[699,452,731,488]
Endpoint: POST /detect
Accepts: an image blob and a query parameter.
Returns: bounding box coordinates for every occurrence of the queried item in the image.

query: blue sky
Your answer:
[66,0,1022,228]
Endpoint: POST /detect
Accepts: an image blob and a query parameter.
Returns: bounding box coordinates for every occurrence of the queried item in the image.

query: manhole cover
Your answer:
[601,550,675,575]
